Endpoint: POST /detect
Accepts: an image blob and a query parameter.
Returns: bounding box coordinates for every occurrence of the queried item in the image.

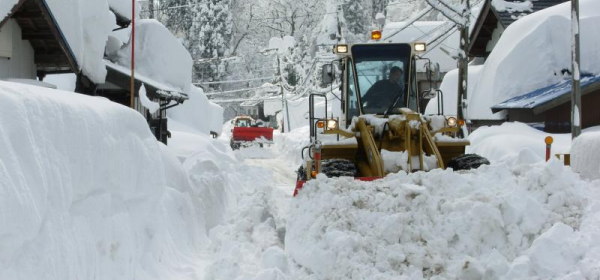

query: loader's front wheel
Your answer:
[447,154,490,170]
[321,159,357,177]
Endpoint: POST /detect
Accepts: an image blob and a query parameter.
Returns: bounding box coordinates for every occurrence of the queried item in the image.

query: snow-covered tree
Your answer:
[188,0,233,85]
[342,0,369,35]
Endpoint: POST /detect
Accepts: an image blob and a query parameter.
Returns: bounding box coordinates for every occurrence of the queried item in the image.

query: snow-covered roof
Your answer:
[469,0,600,120]
[492,74,600,114]
[470,0,568,56]
[112,19,193,95]
[105,60,188,102]
[429,0,600,120]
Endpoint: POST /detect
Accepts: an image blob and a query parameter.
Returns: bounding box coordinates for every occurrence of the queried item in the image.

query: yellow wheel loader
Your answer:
[294,42,488,196]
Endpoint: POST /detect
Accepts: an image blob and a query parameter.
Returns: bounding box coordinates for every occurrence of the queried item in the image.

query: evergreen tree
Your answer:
[342,0,369,35]
[188,0,233,85]
[161,0,194,39]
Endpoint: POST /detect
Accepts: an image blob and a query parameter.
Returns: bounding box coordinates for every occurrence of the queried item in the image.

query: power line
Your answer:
[204,85,277,96]
[194,76,275,85]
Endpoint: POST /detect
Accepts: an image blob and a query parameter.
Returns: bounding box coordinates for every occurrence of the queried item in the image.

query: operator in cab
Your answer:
[361,66,405,113]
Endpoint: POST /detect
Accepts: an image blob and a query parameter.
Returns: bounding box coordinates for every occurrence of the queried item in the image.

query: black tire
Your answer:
[321,159,357,177]
[447,154,490,170]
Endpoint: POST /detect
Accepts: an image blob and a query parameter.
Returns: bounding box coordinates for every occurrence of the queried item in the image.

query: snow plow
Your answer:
[230,116,274,149]
[294,42,488,196]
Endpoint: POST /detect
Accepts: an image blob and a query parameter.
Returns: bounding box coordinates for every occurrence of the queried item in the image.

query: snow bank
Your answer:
[45,0,114,84]
[168,85,224,136]
[0,81,208,280]
[467,122,572,163]
[571,131,600,180]
[114,19,193,93]
[287,159,593,279]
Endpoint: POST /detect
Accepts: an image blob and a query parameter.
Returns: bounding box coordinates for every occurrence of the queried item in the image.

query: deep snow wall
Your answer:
[0,81,207,280]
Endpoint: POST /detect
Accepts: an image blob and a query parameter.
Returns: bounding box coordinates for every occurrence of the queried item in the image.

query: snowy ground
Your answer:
[1,81,600,279]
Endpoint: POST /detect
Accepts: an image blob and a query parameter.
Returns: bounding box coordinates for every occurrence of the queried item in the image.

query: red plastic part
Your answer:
[232,127,274,142]
[293,177,383,196]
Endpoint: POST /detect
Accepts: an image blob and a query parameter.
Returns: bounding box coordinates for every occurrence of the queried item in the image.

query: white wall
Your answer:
[0,19,36,80]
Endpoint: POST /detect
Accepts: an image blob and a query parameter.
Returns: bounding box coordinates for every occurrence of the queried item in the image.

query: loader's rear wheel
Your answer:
[447,154,490,170]
[321,159,357,177]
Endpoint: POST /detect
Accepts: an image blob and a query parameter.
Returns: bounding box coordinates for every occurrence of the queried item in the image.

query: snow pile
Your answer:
[114,19,193,93]
[45,0,114,84]
[0,81,209,280]
[287,159,593,279]
[467,122,572,163]
[167,85,224,136]
[571,131,600,180]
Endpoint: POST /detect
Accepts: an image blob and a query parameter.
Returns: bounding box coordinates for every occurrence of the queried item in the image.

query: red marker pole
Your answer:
[545,136,553,161]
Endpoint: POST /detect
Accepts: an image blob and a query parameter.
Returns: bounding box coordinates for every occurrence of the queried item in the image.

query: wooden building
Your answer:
[0,0,187,143]
[492,75,600,132]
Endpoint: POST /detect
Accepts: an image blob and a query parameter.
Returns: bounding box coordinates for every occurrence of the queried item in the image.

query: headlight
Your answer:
[414,42,426,52]
[326,119,338,130]
[335,45,348,53]
[446,117,457,127]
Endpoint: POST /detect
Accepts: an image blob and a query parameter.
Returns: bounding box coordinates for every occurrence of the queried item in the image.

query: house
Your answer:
[469,0,568,58]
[492,75,600,132]
[460,0,600,132]
[0,0,189,144]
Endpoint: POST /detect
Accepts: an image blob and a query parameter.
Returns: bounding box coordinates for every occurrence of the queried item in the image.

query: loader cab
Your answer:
[336,43,421,128]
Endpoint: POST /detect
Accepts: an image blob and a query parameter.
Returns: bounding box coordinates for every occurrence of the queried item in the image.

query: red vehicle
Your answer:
[230,116,274,149]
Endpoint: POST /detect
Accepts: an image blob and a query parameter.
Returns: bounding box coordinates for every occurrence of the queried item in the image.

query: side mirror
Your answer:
[321,64,333,85]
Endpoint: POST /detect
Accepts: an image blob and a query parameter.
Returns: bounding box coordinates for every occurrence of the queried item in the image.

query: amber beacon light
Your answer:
[371,30,382,40]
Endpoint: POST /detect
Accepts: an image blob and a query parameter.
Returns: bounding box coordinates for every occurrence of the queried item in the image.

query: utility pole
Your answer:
[571,0,582,138]
[130,0,136,109]
[457,0,470,134]
[424,0,471,135]
[276,53,291,133]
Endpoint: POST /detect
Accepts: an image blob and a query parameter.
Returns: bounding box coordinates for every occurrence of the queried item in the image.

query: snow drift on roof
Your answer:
[45,0,115,84]
[469,0,600,120]
[114,19,193,94]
